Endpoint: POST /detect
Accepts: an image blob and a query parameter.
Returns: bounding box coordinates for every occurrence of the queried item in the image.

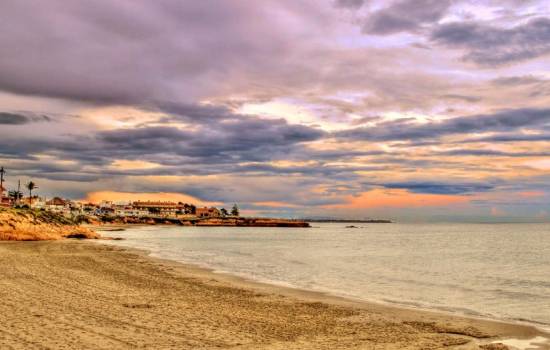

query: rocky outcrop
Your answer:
[0,208,100,241]
[479,344,510,350]
[87,215,310,227]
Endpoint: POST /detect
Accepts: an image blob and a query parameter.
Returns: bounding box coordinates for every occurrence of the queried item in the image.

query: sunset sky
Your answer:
[1,0,550,221]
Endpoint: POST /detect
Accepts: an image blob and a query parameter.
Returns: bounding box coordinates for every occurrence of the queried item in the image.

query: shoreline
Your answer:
[103,240,550,336]
[1,239,549,349]
[130,243,549,330]
[94,225,550,335]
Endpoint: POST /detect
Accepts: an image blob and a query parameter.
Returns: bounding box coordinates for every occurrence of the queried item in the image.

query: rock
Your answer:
[66,233,90,239]
[0,208,100,241]
[480,343,510,350]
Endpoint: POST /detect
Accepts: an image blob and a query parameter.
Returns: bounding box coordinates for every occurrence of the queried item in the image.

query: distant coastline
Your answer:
[303,218,392,223]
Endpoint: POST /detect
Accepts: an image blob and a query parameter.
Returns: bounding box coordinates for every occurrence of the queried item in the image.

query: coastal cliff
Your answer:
[0,208,100,241]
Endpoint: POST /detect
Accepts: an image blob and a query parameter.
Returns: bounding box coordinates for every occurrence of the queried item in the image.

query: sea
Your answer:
[98,223,550,328]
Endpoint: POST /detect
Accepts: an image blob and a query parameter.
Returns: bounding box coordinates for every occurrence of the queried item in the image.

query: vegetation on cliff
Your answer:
[0,207,100,241]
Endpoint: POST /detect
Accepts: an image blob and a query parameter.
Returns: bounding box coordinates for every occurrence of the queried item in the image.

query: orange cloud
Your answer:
[253,201,299,208]
[517,191,545,198]
[329,188,470,209]
[83,191,221,206]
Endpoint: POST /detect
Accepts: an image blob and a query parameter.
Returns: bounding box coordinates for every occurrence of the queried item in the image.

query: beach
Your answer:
[0,240,548,349]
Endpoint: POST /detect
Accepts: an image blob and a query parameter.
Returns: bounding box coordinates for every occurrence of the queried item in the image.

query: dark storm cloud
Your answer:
[440,94,482,103]
[237,163,386,177]
[431,17,550,66]
[381,181,495,195]
[297,149,386,161]
[156,103,236,123]
[461,133,550,143]
[0,103,326,171]
[0,112,51,125]
[336,108,550,141]
[335,0,366,9]
[0,112,29,125]
[362,0,452,35]
[490,75,546,86]
[437,149,550,157]
[95,118,324,163]
[0,1,318,104]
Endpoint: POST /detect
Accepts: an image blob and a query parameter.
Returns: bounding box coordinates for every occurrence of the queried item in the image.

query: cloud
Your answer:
[380,181,494,195]
[0,0,326,104]
[0,112,28,125]
[329,188,470,209]
[1,0,550,221]
[335,0,366,9]
[336,108,550,141]
[461,133,550,143]
[95,112,325,163]
[0,112,51,125]
[350,115,382,125]
[362,0,452,35]
[0,104,329,179]
[490,75,545,86]
[0,0,483,116]
[440,94,482,103]
[431,17,550,66]
[437,149,550,157]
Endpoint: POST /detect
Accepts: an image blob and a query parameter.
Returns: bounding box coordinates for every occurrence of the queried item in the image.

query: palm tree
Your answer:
[8,190,23,203]
[25,181,37,206]
[0,167,5,195]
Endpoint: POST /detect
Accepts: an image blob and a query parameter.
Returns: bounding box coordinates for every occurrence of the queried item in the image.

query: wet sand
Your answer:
[0,240,548,349]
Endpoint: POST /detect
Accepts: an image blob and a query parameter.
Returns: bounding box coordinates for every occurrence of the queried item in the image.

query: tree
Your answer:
[231,204,240,217]
[220,208,228,217]
[25,181,38,206]
[8,190,23,203]
[184,204,196,215]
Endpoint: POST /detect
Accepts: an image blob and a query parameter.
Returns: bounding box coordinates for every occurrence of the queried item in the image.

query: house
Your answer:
[46,197,68,207]
[45,197,70,214]
[196,207,221,218]
[0,185,10,207]
[114,205,149,217]
[32,197,46,209]
[132,201,183,217]
[99,200,114,209]
[20,196,45,208]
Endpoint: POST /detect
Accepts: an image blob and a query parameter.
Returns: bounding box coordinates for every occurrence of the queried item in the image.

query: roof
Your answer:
[133,201,182,208]
[46,197,68,206]
[196,207,220,212]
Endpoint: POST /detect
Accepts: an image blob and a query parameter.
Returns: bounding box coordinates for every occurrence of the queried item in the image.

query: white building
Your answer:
[114,206,149,217]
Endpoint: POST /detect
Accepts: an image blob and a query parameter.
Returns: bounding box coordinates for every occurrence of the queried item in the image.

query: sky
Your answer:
[1,0,550,222]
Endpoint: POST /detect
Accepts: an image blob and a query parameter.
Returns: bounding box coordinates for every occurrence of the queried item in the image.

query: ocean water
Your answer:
[98,223,550,327]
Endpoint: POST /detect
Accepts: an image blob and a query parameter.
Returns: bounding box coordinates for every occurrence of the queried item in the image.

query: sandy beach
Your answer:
[0,240,548,350]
